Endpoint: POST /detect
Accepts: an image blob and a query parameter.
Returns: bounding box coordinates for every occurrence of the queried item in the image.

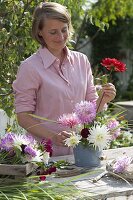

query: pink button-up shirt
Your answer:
[12,46,98,156]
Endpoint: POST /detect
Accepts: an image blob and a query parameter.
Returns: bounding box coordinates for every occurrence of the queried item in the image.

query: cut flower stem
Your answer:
[96,92,105,113]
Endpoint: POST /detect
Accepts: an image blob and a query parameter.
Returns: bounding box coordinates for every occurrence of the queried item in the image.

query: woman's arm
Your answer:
[17,112,53,139]
[17,112,70,146]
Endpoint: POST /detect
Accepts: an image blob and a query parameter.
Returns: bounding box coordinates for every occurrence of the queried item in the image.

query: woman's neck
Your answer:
[48,48,65,63]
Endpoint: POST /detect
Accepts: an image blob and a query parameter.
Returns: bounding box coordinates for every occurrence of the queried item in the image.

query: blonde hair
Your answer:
[32,2,73,46]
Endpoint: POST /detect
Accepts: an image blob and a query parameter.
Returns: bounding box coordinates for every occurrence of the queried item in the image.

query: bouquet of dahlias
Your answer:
[0,133,56,181]
[58,58,127,151]
[58,100,125,151]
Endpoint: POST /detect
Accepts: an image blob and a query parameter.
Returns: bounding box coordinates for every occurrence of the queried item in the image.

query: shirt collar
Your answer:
[38,46,73,69]
[64,46,73,65]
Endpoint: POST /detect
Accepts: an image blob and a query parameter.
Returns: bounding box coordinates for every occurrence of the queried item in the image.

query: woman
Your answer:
[12,2,116,156]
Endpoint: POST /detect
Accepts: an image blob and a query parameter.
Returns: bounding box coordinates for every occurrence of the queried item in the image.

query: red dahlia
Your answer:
[40,175,46,181]
[101,58,126,72]
[81,128,90,138]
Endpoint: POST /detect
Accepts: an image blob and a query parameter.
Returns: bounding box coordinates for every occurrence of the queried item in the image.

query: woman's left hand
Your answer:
[101,83,116,104]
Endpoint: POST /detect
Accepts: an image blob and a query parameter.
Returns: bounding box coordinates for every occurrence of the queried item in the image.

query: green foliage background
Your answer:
[85,18,133,100]
[0,0,86,116]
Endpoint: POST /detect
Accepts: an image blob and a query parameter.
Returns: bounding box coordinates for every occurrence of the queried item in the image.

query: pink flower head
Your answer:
[0,133,14,151]
[24,146,37,157]
[41,139,53,157]
[107,119,120,139]
[74,101,96,124]
[25,134,36,144]
[113,156,132,173]
[101,58,126,72]
[58,113,79,128]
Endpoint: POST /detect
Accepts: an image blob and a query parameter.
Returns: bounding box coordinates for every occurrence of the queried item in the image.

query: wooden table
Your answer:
[115,101,133,123]
[49,146,133,200]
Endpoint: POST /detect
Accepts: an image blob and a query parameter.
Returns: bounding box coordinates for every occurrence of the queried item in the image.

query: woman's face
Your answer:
[39,18,69,53]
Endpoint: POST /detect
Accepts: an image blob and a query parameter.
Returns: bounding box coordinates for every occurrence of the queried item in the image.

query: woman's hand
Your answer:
[96,83,116,112]
[52,131,71,146]
[100,83,116,104]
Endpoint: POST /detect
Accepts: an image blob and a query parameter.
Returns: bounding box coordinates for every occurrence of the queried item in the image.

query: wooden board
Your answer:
[0,163,34,177]
[56,165,87,177]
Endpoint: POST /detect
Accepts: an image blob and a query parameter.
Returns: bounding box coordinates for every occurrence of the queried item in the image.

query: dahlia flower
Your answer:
[113,156,132,173]
[64,132,81,147]
[74,101,96,124]
[107,118,120,140]
[58,113,79,128]
[88,123,110,151]
[101,58,126,72]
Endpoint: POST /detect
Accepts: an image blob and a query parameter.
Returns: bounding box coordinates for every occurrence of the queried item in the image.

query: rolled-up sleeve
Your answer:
[12,61,40,113]
[85,56,98,102]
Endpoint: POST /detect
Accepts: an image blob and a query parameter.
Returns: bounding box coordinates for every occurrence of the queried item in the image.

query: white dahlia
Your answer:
[64,132,81,147]
[88,123,110,151]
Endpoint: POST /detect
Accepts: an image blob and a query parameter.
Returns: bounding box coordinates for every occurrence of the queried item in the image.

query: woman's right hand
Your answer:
[52,131,71,146]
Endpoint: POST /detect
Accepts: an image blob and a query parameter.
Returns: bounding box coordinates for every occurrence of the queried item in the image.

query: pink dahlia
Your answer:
[113,156,132,173]
[24,146,37,157]
[58,113,79,128]
[0,133,14,151]
[107,119,120,139]
[74,101,96,124]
